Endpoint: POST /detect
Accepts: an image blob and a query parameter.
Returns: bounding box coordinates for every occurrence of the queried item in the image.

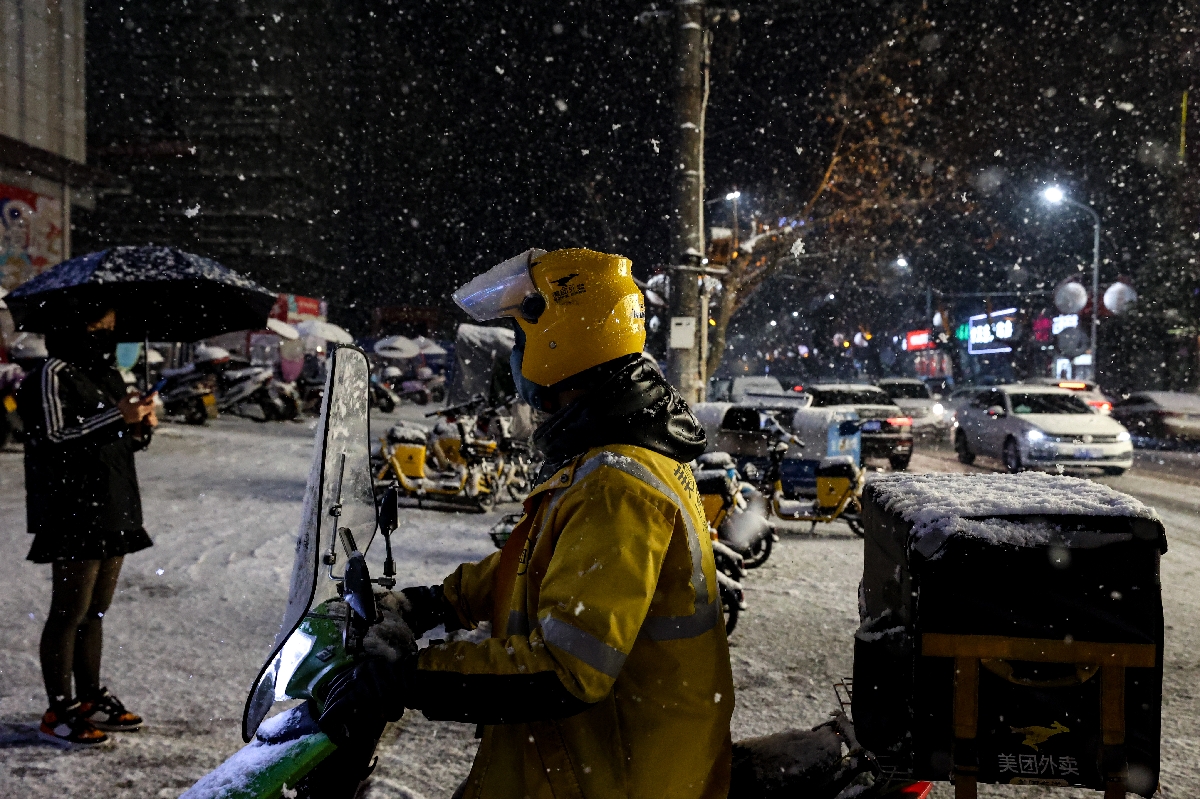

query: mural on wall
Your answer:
[0,184,63,290]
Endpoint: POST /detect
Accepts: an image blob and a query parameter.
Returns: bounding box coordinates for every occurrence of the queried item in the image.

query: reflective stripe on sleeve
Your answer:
[506,609,530,636]
[560,450,719,642]
[540,616,628,679]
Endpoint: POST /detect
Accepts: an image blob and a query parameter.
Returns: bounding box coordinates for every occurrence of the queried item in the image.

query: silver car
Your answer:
[877,377,949,438]
[953,385,1133,475]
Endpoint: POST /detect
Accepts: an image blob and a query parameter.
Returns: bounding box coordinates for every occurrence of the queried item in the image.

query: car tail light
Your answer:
[791,385,804,392]
[1058,381,1089,390]
[886,417,913,426]
[1087,400,1112,412]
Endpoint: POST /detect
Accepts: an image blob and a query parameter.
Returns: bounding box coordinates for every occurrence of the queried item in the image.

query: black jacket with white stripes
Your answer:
[18,356,152,561]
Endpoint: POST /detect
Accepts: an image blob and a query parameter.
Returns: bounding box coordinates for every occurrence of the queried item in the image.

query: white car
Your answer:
[876,377,948,437]
[730,376,786,403]
[953,385,1133,475]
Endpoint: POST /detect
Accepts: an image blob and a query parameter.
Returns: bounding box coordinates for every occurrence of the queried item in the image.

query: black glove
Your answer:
[401,585,459,637]
[317,657,408,747]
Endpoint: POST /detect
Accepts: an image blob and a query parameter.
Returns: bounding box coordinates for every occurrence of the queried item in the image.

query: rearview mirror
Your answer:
[378,484,398,534]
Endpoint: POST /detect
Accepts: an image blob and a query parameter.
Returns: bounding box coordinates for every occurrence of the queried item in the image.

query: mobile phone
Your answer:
[145,377,169,397]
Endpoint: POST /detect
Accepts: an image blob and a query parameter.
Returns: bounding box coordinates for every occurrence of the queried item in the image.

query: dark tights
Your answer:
[40,557,123,705]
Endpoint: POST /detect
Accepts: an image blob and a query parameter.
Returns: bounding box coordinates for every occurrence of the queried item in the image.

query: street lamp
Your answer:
[725,190,741,252]
[1042,185,1101,378]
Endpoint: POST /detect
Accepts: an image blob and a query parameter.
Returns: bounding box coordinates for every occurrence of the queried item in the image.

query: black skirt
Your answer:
[27,527,153,563]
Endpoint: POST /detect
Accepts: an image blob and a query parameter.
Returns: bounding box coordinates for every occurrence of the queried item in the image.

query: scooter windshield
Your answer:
[242,345,377,740]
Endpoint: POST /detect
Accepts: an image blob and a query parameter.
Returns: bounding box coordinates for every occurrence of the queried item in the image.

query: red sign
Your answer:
[270,294,327,323]
[1032,315,1052,343]
[905,329,934,351]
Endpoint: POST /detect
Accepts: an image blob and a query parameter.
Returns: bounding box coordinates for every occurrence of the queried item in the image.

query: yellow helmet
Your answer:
[453,247,646,386]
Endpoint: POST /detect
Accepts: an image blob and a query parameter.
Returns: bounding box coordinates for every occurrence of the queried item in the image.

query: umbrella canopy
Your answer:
[7,246,276,341]
[266,317,300,340]
[374,334,420,360]
[296,319,354,344]
[412,335,448,356]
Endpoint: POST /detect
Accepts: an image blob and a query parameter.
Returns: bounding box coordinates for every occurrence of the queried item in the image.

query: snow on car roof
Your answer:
[867,472,1161,558]
[807,383,882,390]
[999,385,1074,394]
[1134,391,1200,411]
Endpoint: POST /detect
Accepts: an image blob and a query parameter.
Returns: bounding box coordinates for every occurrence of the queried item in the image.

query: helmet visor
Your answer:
[453,248,547,321]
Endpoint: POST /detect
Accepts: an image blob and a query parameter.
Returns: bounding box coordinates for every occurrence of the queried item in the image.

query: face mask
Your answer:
[510,323,551,410]
[86,329,117,362]
[510,345,550,411]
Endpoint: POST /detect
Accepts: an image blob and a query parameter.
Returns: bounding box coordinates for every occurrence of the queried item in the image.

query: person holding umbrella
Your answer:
[18,301,157,745]
[6,246,278,746]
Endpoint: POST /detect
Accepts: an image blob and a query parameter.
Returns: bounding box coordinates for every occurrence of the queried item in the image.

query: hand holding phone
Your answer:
[144,377,169,399]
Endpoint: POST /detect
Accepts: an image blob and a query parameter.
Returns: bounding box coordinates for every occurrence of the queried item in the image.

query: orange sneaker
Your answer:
[80,687,142,732]
[39,700,108,746]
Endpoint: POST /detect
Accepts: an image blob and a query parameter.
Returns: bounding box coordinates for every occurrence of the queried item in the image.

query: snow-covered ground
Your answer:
[0,417,1195,797]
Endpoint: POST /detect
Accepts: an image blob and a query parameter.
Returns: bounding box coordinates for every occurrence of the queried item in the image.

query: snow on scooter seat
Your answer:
[868,471,1161,559]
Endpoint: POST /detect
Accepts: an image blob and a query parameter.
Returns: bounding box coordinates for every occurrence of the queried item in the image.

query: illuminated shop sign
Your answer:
[968,307,1018,355]
[903,329,934,351]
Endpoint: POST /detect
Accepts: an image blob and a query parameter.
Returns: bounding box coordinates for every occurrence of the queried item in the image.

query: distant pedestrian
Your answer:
[17,302,158,745]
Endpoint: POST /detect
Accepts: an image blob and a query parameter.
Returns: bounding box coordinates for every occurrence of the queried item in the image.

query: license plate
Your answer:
[1074,448,1098,459]
[863,420,882,432]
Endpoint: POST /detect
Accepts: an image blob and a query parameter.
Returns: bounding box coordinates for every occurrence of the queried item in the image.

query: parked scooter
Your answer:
[395,366,446,406]
[476,396,539,502]
[159,366,218,425]
[374,395,499,511]
[742,416,867,536]
[369,374,400,414]
[295,351,328,413]
[694,451,777,568]
[194,345,296,421]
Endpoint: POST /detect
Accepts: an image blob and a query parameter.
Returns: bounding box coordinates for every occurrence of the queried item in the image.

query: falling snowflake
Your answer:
[184,205,200,218]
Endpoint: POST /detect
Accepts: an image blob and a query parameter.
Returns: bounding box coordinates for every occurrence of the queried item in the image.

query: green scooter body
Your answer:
[180,601,356,799]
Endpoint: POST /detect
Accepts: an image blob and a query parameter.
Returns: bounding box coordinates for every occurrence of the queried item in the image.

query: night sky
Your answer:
[79,0,1198,385]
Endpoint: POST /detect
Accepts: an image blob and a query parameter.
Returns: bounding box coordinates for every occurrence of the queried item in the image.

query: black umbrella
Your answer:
[7,246,277,341]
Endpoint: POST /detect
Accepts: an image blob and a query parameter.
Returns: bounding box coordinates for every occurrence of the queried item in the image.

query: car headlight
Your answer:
[931,402,945,416]
[1026,429,1046,443]
[1116,430,1131,443]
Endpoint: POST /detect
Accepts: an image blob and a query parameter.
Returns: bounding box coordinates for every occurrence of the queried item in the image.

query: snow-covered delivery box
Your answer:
[852,472,1165,796]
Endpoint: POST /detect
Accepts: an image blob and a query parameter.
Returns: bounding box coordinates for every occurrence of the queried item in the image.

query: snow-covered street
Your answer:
[0,417,1196,798]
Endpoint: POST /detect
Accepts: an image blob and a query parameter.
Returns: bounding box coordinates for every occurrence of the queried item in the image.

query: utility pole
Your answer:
[666,0,707,402]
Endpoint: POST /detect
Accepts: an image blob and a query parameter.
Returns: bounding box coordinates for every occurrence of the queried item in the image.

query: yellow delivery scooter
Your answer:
[753,417,866,536]
[375,397,498,512]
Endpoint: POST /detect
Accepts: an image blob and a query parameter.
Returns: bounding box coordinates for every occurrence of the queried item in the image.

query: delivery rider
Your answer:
[319,248,735,799]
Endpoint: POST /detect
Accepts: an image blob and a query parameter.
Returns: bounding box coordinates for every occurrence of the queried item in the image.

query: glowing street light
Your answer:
[725,191,741,201]
[1041,185,1101,376]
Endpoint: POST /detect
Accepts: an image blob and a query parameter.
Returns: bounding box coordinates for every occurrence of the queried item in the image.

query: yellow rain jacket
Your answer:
[410,443,735,799]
